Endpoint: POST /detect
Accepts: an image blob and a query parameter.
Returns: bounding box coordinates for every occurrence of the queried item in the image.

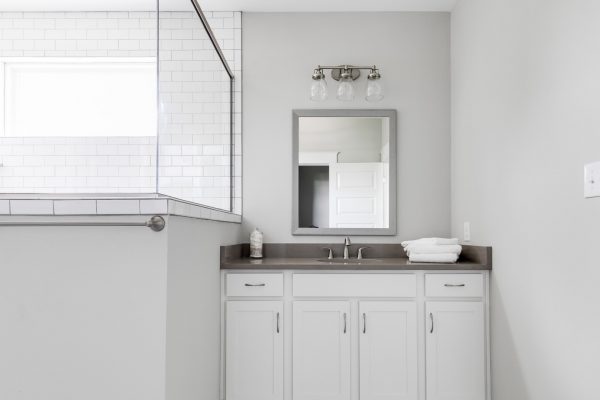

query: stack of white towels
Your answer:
[401,237,462,263]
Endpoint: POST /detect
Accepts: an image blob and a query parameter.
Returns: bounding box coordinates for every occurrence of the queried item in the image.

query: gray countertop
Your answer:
[221,257,490,270]
[220,244,492,271]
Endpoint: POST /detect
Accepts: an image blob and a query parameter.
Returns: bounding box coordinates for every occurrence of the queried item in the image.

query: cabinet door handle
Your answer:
[276,312,280,333]
[444,283,465,287]
[429,312,434,334]
[343,313,347,334]
[362,313,366,334]
[244,283,266,287]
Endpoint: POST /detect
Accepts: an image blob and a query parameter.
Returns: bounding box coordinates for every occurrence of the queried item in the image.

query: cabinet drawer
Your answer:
[293,273,416,297]
[425,274,484,297]
[226,273,284,297]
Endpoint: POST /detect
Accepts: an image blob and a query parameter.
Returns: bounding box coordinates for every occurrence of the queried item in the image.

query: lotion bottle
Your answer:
[249,228,263,259]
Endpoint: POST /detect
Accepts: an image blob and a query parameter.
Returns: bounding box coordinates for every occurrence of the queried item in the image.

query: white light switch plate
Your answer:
[584,162,600,198]
[463,221,471,242]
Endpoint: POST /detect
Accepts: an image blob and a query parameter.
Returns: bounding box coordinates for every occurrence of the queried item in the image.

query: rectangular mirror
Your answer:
[292,109,397,235]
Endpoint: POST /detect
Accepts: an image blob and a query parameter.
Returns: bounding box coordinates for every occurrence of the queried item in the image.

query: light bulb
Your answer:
[310,68,328,101]
[310,78,328,101]
[366,68,383,102]
[336,74,355,101]
[366,79,383,102]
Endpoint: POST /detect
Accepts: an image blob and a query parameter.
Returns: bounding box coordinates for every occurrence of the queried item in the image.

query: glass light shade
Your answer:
[310,78,328,101]
[336,76,355,101]
[366,79,384,102]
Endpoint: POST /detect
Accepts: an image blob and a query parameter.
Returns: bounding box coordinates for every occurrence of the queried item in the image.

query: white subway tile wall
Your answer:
[9,199,54,214]
[96,199,141,214]
[53,199,97,215]
[0,11,242,214]
[0,136,157,194]
[139,198,168,214]
[158,11,241,212]
[0,199,10,214]
[0,196,241,222]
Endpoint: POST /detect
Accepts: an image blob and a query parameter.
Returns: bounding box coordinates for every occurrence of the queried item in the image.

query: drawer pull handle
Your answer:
[244,283,266,287]
[429,312,434,334]
[343,313,347,334]
[276,312,280,333]
[444,283,465,287]
[363,313,367,334]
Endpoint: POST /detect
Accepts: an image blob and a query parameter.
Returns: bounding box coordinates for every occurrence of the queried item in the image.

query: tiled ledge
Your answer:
[0,195,242,224]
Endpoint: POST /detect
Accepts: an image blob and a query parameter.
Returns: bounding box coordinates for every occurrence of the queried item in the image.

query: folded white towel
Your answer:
[401,237,459,248]
[409,253,459,263]
[405,244,462,256]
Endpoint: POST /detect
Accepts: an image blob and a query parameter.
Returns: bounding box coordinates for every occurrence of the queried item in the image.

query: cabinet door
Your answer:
[293,301,351,400]
[225,301,283,400]
[426,302,485,400]
[359,301,418,400]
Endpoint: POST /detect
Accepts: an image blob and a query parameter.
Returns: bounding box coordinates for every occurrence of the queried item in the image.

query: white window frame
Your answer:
[0,57,157,138]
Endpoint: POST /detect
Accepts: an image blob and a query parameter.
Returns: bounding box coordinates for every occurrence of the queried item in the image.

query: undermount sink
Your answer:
[316,258,383,264]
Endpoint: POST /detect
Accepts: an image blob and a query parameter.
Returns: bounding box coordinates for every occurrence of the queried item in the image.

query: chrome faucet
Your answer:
[343,237,351,259]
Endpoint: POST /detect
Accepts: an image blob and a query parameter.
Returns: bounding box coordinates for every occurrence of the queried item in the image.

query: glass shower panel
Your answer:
[0,1,158,195]
[158,1,233,211]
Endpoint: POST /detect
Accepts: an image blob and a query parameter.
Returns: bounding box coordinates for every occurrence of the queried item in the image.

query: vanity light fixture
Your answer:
[310,65,383,102]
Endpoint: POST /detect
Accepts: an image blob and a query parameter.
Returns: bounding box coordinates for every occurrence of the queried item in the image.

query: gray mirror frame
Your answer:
[292,109,397,236]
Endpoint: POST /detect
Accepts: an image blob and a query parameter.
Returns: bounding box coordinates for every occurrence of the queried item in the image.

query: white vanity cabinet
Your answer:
[425,303,485,400]
[225,301,284,400]
[293,301,352,400]
[221,271,490,400]
[359,301,418,400]
[424,274,486,400]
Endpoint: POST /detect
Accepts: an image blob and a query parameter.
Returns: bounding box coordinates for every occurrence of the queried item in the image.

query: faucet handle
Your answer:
[357,246,371,260]
[344,236,351,246]
[322,247,334,259]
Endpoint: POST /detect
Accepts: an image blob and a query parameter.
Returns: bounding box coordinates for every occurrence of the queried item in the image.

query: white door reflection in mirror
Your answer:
[329,163,384,228]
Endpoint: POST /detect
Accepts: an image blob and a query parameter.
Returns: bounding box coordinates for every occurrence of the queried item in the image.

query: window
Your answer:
[1,58,157,137]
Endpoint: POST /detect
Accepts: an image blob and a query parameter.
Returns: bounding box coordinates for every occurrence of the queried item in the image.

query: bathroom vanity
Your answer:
[219,244,492,400]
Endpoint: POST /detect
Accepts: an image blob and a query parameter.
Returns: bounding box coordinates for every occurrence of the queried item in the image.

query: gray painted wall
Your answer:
[165,216,242,400]
[0,217,169,400]
[452,1,600,399]
[0,216,242,400]
[299,117,386,163]
[242,12,451,242]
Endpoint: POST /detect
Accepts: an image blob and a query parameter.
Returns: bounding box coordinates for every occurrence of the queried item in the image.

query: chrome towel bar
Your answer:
[0,215,166,232]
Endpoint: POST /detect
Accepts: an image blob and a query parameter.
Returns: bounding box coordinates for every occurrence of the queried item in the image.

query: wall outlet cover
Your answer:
[584,162,600,198]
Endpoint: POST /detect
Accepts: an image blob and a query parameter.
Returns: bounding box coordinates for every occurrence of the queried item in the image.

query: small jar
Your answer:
[249,228,263,259]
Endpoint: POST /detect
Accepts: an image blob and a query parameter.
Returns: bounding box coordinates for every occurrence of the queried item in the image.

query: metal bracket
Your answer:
[146,216,166,232]
[331,67,361,81]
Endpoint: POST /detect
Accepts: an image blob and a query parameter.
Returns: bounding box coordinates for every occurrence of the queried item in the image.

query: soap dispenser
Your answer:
[249,228,263,259]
